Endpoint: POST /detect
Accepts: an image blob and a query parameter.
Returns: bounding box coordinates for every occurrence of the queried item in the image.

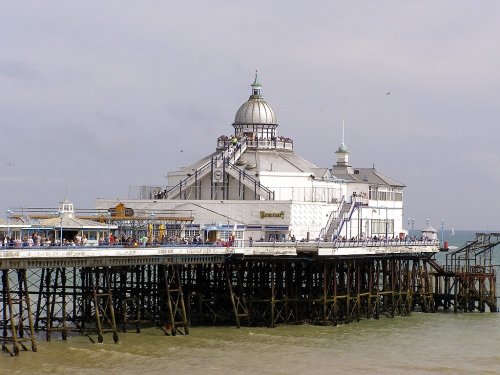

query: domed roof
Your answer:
[233,73,278,125]
[336,142,348,153]
[234,99,277,125]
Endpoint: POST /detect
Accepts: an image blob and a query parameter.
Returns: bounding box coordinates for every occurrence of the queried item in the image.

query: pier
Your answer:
[1,235,497,357]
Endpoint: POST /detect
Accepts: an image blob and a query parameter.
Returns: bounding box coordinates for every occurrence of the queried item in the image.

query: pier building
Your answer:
[97,74,405,244]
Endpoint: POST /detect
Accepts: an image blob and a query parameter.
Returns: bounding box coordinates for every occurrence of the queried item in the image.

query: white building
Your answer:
[96,74,406,243]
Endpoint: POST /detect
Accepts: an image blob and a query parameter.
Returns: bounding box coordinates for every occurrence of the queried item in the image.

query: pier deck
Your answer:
[0,240,438,269]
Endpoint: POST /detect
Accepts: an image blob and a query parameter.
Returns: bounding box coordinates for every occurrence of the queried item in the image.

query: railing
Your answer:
[329,197,347,239]
[165,154,224,199]
[166,138,248,198]
[0,238,441,251]
[218,138,248,167]
[164,139,274,200]
[320,196,345,240]
[330,238,439,248]
[217,139,293,151]
[224,159,275,200]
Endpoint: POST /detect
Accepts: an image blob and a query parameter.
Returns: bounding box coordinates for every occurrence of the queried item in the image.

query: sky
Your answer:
[1,1,499,231]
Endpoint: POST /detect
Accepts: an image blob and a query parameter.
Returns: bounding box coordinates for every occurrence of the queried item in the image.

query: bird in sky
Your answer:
[385,92,391,95]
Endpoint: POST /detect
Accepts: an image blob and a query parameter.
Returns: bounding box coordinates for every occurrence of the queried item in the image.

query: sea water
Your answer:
[2,230,500,375]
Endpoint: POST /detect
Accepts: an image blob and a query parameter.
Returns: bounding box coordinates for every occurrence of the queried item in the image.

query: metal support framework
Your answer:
[36,268,73,341]
[159,265,189,336]
[224,263,249,328]
[80,267,119,343]
[1,269,37,356]
[429,233,499,312]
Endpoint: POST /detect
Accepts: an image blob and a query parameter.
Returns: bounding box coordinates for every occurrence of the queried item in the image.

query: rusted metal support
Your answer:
[159,265,189,336]
[82,267,119,344]
[1,269,37,356]
[224,262,249,328]
[39,268,71,341]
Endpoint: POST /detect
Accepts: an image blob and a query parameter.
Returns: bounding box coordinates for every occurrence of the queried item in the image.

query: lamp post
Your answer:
[385,208,388,243]
[379,207,388,244]
[107,212,112,245]
[6,209,13,246]
[6,208,12,237]
[59,211,63,246]
[441,219,445,245]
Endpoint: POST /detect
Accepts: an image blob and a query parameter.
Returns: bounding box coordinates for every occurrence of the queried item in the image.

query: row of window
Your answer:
[369,186,403,202]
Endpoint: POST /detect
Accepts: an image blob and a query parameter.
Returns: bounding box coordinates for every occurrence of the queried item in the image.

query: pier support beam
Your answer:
[159,265,189,336]
[81,267,119,343]
[1,269,37,356]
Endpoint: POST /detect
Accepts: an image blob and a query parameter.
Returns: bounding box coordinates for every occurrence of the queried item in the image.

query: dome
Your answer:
[336,142,348,153]
[233,72,278,125]
[234,98,277,125]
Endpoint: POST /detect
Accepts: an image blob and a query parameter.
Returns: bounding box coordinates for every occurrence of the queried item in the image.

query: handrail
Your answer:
[165,155,221,199]
[320,196,345,240]
[224,159,275,200]
[164,137,275,200]
[334,201,358,238]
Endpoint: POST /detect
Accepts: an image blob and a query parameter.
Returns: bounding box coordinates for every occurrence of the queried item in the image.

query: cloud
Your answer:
[0,60,40,80]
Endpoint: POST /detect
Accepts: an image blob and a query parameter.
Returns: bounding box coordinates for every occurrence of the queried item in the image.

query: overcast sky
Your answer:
[1,1,499,230]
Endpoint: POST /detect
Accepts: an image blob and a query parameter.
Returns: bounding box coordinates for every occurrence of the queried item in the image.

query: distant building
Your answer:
[421,225,438,241]
[1,198,116,246]
[96,74,405,243]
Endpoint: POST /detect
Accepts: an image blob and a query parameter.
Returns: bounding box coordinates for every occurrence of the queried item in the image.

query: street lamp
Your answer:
[379,207,388,244]
[6,208,12,238]
[441,219,445,245]
[106,212,112,245]
[59,211,64,246]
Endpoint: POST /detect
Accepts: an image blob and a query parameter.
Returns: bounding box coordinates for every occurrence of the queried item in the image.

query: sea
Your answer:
[3,230,500,375]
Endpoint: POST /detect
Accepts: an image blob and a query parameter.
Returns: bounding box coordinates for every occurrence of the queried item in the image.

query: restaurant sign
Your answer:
[260,211,285,219]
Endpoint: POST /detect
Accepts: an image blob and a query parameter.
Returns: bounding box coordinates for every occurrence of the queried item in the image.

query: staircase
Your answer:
[427,234,500,312]
[224,160,275,200]
[165,138,274,200]
[165,156,220,199]
[216,139,247,168]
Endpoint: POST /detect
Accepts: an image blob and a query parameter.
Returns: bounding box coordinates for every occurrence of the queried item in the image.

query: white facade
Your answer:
[101,75,406,243]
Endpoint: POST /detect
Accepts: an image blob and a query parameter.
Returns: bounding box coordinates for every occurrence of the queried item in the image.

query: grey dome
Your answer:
[234,98,277,125]
[233,72,278,125]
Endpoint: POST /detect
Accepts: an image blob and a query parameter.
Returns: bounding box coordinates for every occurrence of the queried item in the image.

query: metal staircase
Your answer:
[428,233,500,312]
[224,160,275,200]
[321,197,363,241]
[165,138,274,200]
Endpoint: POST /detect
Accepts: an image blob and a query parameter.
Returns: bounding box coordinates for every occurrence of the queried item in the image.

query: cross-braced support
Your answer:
[224,262,249,328]
[159,265,189,336]
[1,269,37,356]
[81,267,119,343]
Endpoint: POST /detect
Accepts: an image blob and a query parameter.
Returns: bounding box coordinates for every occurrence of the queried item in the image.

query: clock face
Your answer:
[214,170,223,180]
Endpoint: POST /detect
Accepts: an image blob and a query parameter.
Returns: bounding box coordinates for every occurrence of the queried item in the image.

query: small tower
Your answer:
[335,142,349,166]
[251,71,262,97]
[335,120,349,166]
[58,198,75,218]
